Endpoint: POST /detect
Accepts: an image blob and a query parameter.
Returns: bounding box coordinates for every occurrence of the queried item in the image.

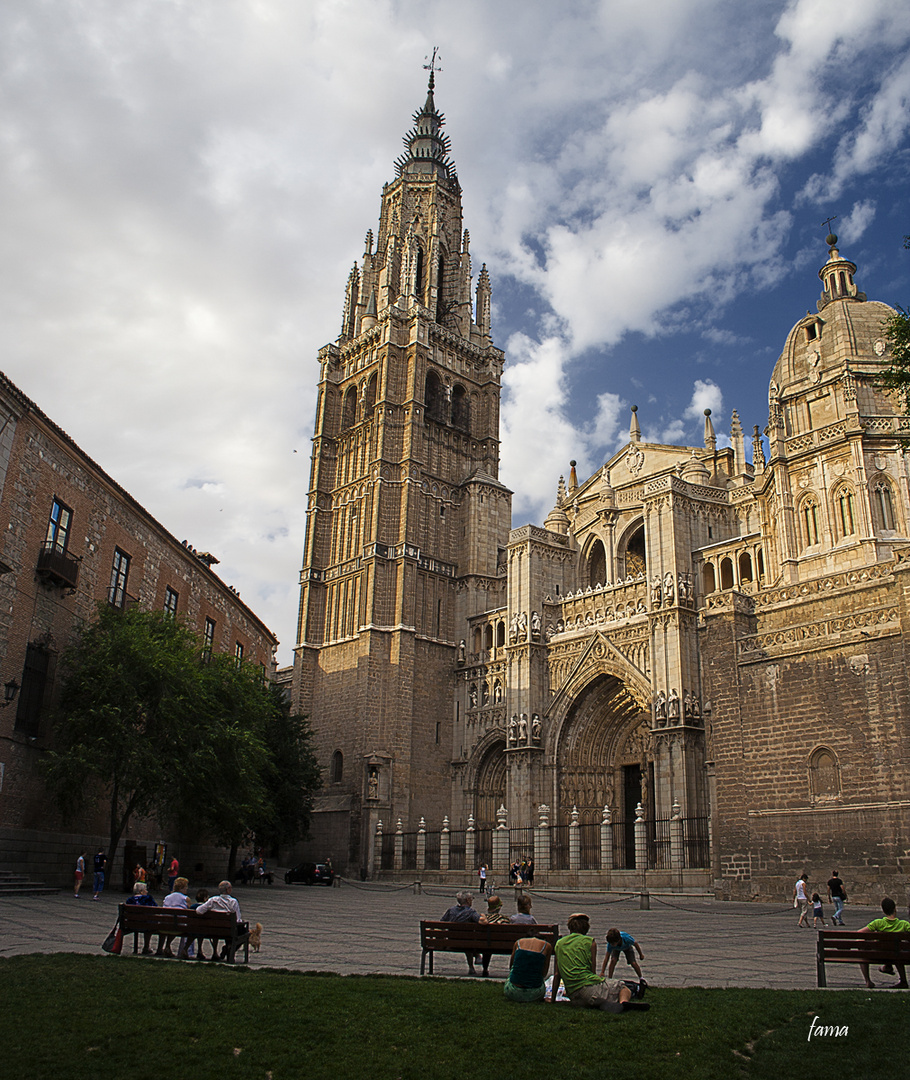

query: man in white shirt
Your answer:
[195,880,243,922]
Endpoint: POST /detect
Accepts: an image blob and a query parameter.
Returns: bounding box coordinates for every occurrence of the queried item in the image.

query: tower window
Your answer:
[835,487,856,539]
[331,750,343,783]
[802,499,820,547]
[874,481,895,531]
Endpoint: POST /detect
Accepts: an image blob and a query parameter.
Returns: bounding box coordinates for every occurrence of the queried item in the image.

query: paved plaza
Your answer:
[0,879,899,991]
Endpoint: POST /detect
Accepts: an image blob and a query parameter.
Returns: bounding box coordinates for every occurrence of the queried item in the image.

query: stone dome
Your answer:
[769,241,895,404]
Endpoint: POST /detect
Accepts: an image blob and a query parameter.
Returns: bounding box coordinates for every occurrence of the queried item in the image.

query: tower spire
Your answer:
[394,52,456,180]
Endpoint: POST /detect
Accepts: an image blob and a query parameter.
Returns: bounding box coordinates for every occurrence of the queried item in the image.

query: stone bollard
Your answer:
[639,888,650,910]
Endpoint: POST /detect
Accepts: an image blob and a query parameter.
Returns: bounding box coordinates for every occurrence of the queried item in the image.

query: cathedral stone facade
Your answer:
[292,76,910,901]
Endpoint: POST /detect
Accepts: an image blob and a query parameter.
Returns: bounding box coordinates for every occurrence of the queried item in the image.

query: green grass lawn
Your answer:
[1,954,906,1080]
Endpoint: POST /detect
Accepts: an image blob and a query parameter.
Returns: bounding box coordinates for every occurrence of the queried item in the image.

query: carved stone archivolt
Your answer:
[554,675,651,824]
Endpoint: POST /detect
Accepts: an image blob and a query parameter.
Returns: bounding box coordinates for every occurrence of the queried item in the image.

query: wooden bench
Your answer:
[420,920,559,975]
[117,905,251,963]
[816,929,910,987]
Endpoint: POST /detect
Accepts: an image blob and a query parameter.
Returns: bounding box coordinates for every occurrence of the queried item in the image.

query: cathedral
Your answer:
[291,74,910,901]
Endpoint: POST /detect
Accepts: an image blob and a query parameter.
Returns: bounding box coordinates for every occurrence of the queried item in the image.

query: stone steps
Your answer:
[0,871,59,896]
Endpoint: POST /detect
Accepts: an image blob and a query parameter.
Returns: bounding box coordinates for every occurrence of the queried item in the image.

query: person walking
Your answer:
[794,873,810,927]
[478,864,487,895]
[827,870,847,925]
[73,851,86,897]
[92,849,106,901]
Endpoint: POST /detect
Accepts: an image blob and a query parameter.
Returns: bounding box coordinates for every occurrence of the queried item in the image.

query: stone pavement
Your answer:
[0,879,899,991]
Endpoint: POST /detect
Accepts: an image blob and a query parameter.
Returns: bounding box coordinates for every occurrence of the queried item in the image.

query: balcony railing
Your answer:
[36,541,80,590]
[107,586,139,610]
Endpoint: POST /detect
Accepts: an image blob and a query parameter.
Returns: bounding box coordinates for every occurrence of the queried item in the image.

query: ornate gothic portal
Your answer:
[474,741,507,828]
[556,675,651,824]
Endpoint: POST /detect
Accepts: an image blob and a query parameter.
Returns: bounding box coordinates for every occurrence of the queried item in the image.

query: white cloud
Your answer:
[685,379,724,422]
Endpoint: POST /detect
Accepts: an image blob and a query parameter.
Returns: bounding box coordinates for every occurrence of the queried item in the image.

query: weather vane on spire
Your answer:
[423,46,442,87]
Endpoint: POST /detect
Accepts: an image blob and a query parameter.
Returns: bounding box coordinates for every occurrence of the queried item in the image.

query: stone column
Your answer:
[492,804,509,879]
[634,802,647,872]
[466,814,476,878]
[417,817,426,873]
[670,801,684,876]
[569,804,580,872]
[534,804,551,874]
[440,816,450,872]
[394,818,403,873]
[600,805,614,871]
[373,819,383,878]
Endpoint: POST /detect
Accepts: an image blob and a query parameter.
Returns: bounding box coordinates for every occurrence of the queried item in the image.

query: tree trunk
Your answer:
[226,839,239,883]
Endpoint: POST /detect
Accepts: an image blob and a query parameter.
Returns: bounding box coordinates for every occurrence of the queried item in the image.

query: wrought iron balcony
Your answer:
[36,541,80,590]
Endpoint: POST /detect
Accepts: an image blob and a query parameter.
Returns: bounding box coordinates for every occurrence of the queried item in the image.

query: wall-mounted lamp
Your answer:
[2,679,20,708]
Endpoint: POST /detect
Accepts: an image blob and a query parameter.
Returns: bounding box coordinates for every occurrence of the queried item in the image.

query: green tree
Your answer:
[251,690,322,855]
[43,607,321,880]
[875,305,910,414]
[43,606,206,874]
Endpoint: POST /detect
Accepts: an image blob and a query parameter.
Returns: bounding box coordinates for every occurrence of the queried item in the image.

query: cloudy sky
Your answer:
[2,0,909,663]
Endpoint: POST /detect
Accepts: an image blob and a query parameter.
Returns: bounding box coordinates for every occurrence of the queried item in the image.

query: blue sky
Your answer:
[1,0,908,663]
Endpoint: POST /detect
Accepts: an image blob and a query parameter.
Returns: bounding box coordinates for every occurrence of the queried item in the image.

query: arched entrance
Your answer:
[474,740,507,829]
[556,673,650,826]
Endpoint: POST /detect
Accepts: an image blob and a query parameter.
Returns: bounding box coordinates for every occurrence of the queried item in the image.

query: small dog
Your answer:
[248,922,263,952]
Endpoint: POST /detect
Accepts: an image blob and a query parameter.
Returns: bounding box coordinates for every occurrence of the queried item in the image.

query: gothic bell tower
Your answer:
[293,70,511,873]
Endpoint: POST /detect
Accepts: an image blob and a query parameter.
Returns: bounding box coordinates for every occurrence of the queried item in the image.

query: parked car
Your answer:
[285,862,334,886]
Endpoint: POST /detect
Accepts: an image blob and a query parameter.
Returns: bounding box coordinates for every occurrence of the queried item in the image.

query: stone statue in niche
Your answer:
[684,690,693,719]
[518,713,528,742]
[518,611,528,638]
[481,682,490,707]
[493,680,502,703]
[531,714,541,742]
[469,684,478,709]
[368,770,379,800]
[654,690,667,722]
[651,576,662,608]
[678,574,692,606]
[531,611,541,638]
[509,614,519,642]
[508,715,518,745]
[458,639,466,664]
[668,688,681,722]
[663,572,675,605]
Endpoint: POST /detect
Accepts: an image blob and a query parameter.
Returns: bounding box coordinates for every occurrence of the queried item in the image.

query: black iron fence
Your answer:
[550,825,570,871]
[684,816,710,868]
[579,823,600,870]
[424,830,440,871]
[475,829,492,871]
[648,818,671,870]
[380,831,395,871]
[449,830,466,871]
[401,831,418,872]
[378,816,710,872]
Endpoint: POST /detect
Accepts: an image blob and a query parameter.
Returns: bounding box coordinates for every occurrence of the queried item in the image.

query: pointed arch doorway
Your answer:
[474,740,507,830]
[556,673,651,865]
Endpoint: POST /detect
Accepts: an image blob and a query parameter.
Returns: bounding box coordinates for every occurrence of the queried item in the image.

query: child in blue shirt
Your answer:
[601,927,645,980]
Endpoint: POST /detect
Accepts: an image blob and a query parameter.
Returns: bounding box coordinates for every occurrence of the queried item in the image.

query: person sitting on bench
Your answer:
[859,897,910,989]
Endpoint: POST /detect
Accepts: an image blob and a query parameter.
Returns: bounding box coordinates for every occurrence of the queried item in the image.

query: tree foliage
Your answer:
[43,606,320,875]
[875,306,910,414]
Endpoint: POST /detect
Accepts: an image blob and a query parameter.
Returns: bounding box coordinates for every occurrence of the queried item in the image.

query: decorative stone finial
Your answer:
[629,405,641,444]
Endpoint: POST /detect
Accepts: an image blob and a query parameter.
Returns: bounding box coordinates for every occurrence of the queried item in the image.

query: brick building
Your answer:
[0,370,278,883]
[294,74,909,900]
